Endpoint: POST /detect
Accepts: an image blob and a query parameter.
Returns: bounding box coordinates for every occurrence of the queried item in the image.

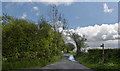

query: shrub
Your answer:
[88,49,120,63]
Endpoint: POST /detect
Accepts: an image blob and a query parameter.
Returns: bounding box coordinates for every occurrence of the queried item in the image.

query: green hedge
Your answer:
[2,56,60,70]
[75,49,120,70]
[2,15,66,70]
[88,48,120,64]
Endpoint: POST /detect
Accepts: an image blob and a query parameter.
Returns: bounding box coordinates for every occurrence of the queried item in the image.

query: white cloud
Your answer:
[75,23,118,41]
[2,0,119,2]
[104,3,114,13]
[59,23,119,48]
[43,2,72,6]
[87,40,118,47]
[41,0,75,6]
[102,35,107,40]
[33,6,39,11]
[21,13,27,19]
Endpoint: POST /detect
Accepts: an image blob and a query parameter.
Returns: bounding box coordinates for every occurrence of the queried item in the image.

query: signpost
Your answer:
[100,43,104,62]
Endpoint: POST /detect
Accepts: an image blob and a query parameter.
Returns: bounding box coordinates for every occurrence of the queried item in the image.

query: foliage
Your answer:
[66,43,75,51]
[2,18,38,59]
[69,32,87,55]
[69,51,76,56]
[2,13,13,26]
[88,49,120,63]
[2,14,65,70]
[2,56,60,70]
[75,48,120,70]
[48,5,68,30]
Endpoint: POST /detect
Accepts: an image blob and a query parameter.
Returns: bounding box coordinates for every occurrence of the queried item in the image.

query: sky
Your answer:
[1,1,119,48]
[2,2,118,29]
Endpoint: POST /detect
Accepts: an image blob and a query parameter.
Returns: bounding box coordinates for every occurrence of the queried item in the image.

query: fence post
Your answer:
[100,43,104,63]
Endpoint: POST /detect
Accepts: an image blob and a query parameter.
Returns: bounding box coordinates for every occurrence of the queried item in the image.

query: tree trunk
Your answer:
[76,43,81,55]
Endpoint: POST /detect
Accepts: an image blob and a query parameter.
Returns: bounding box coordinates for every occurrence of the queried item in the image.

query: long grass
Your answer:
[75,55,120,71]
[2,56,60,70]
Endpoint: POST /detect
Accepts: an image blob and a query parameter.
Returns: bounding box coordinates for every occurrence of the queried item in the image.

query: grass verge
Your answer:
[2,56,60,70]
[75,55,120,71]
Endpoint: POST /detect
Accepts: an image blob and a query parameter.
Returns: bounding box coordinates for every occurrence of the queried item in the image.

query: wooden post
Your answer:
[102,44,104,62]
[100,43,104,63]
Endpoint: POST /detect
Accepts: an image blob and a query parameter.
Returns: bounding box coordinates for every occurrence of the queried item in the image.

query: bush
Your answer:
[75,48,120,70]
[2,56,60,70]
[88,49,120,63]
[2,16,65,70]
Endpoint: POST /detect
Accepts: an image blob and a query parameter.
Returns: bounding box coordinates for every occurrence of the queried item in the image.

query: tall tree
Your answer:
[48,5,68,30]
[69,32,87,55]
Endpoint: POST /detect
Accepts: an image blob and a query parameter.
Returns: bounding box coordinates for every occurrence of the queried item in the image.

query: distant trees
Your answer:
[48,5,87,55]
[65,43,75,53]
[47,5,69,54]
[48,5,68,30]
[69,32,87,55]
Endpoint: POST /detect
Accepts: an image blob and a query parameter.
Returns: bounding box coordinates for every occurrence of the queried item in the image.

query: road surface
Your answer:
[33,54,95,71]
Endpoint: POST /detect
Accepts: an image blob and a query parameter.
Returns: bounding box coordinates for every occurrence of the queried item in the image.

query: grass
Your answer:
[2,56,61,70]
[75,55,120,71]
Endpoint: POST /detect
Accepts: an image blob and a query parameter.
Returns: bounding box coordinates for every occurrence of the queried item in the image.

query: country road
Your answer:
[32,54,95,71]
[8,54,95,71]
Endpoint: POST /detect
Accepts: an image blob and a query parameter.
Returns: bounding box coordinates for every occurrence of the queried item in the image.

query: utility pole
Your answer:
[100,43,104,63]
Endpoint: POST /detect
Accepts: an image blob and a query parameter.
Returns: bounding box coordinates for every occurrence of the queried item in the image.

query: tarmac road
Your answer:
[33,55,95,71]
[10,54,95,71]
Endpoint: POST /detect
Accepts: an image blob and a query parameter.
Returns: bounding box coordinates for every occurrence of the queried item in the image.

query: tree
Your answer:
[62,14,68,30]
[2,14,65,60]
[2,17,38,58]
[37,18,64,57]
[2,13,13,26]
[66,43,75,51]
[48,6,67,54]
[70,32,87,55]
[48,5,68,30]
[64,43,75,53]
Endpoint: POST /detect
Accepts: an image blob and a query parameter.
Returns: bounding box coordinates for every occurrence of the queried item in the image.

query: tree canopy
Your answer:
[2,14,65,60]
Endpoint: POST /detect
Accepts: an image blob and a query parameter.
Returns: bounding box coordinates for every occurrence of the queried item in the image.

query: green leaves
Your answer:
[2,15,64,60]
[70,32,87,55]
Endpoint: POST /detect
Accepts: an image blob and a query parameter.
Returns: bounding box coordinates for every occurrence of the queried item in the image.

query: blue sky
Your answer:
[2,2,118,29]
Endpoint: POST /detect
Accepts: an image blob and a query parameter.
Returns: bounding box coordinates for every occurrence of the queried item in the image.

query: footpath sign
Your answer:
[100,43,104,62]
